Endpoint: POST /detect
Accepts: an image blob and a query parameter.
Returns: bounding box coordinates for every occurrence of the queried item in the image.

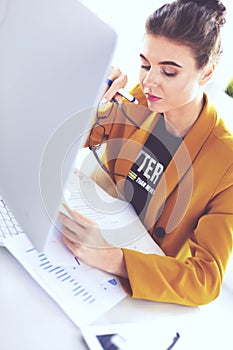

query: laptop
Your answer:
[0,0,117,251]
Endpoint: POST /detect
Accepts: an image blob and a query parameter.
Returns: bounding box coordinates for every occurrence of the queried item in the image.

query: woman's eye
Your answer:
[162,69,177,77]
[141,64,151,71]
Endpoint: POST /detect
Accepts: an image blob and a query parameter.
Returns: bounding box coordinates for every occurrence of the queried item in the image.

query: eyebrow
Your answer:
[139,53,182,68]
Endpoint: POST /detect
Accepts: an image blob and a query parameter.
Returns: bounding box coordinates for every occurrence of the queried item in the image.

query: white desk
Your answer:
[0,247,85,350]
[1,245,233,350]
[0,246,195,350]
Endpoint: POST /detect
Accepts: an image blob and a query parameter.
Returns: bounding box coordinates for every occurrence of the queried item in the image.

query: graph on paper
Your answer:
[3,173,163,326]
[26,247,96,303]
[4,233,127,326]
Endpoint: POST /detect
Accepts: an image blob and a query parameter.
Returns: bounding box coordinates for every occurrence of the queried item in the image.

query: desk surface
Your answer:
[1,246,233,350]
[0,246,195,350]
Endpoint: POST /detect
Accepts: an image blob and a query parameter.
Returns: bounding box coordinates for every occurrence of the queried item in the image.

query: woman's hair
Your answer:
[145,0,227,68]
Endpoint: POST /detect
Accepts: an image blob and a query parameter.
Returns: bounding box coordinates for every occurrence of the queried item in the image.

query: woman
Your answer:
[59,0,233,306]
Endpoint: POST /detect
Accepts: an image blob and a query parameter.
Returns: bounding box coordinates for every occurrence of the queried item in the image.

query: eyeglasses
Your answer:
[166,332,180,350]
[88,99,140,178]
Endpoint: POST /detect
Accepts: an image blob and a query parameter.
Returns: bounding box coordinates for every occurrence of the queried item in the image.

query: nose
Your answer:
[143,68,160,87]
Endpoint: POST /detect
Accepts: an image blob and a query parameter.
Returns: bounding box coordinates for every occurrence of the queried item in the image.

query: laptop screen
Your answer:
[0,0,116,251]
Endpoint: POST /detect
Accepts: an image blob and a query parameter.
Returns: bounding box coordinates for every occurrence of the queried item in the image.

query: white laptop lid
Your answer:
[0,0,117,251]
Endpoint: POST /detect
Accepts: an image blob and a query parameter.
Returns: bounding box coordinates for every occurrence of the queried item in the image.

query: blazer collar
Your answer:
[115,94,218,230]
[143,93,218,230]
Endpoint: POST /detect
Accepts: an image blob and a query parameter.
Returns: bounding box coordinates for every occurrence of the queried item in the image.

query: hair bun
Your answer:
[178,0,226,26]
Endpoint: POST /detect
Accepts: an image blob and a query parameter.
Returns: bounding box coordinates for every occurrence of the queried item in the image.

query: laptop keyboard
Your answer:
[0,198,24,244]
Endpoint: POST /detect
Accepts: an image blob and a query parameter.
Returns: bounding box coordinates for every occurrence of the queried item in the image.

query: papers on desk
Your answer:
[80,305,233,350]
[81,322,181,350]
[65,172,165,252]
[4,173,164,327]
[4,233,126,326]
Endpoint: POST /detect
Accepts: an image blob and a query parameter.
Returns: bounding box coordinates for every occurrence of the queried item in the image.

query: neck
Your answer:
[164,94,205,138]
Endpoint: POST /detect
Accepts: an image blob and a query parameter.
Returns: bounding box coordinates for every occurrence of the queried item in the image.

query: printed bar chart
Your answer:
[5,234,127,326]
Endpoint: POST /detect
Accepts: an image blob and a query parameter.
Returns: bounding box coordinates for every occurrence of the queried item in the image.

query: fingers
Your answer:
[61,203,96,229]
[102,67,128,103]
[58,207,86,242]
[61,225,81,244]
[62,235,81,256]
[58,204,100,245]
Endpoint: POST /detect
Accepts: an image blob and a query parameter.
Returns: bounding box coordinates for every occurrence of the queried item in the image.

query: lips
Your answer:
[146,93,162,102]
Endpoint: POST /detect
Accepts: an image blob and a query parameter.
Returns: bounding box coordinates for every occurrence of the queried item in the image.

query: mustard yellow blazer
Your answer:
[91,84,233,306]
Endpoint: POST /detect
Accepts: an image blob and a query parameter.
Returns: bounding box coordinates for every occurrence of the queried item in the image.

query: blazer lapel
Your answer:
[114,110,160,191]
[144,97,218,231]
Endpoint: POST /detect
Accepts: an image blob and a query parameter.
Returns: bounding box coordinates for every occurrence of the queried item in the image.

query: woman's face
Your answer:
[139,34,205,114]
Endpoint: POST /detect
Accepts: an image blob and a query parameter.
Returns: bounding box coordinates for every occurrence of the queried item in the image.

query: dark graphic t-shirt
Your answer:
[124,115,182,220]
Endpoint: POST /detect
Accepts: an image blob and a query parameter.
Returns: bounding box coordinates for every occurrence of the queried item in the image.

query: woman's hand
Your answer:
[101,67,128,104]
[58,204,128,278]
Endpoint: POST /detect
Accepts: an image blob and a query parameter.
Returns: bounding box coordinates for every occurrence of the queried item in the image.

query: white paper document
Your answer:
[80,322,181,350]
[4,173,164,327]
[4,232,127,326]
[65,172,165,252]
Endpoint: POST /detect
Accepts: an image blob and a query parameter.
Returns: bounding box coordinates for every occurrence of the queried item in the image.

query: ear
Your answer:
[199,63,215,86]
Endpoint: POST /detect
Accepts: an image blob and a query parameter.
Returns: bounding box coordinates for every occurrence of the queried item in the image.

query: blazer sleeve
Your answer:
[120,163,233,306]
